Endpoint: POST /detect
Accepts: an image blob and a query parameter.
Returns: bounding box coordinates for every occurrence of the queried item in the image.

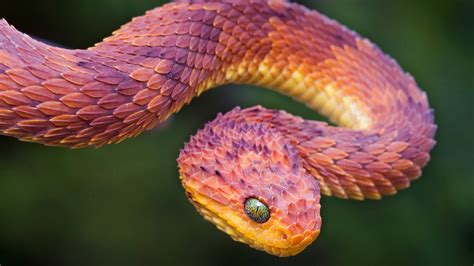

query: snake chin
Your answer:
[177,108,322,256]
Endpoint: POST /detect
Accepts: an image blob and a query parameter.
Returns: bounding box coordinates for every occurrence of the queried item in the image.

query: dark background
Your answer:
[1,0,472,265]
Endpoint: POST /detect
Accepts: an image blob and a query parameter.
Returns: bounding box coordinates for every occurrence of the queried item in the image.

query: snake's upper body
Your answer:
[0,0,436,256]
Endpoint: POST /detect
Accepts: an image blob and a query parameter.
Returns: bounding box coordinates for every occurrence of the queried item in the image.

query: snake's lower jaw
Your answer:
[180,177,321,256]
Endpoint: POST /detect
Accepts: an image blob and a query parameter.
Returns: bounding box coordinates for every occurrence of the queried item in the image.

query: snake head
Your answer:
[177,108,321,257]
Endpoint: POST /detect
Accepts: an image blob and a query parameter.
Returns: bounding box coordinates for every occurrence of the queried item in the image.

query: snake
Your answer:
[0,0,436,257]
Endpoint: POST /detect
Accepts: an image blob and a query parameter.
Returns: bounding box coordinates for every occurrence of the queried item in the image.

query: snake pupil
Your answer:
[244,197,270,224]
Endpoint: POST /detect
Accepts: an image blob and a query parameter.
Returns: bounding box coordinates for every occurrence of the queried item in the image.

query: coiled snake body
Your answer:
[0,0,436,256]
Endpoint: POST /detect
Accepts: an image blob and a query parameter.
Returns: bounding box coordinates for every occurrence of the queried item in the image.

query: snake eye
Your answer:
[244,197,270,223]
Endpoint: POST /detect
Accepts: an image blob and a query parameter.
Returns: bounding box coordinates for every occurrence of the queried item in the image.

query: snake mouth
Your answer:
[180,176,320,257]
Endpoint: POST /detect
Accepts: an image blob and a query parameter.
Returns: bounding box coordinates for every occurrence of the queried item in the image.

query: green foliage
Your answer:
[1,0,472,265]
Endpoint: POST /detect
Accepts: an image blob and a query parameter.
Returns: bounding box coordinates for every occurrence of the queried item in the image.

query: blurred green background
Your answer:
[1,0,473,265]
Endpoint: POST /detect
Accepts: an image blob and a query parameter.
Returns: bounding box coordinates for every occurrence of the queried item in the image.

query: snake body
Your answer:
[0,0,436,256]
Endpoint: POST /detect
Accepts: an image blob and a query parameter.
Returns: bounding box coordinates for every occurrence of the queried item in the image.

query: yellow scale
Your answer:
[221,57,373,130]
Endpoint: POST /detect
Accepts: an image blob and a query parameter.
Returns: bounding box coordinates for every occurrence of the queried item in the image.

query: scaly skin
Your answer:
[0,0,436,257]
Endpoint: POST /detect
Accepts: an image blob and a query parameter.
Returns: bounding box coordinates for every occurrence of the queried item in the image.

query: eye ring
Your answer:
[244,197,271,223]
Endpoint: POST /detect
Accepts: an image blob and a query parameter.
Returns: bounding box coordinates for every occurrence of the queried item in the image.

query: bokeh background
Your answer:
[1,0,473,265]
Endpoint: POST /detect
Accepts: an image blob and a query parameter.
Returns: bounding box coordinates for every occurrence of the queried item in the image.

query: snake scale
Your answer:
[0,0,436,256]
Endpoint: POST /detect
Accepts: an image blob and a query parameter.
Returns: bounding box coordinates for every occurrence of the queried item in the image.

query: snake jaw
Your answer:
[180,175,321,257]
[178,112,322,256]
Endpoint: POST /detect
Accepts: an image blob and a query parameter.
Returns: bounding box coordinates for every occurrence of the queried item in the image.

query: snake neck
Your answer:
[210,2,433,134]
